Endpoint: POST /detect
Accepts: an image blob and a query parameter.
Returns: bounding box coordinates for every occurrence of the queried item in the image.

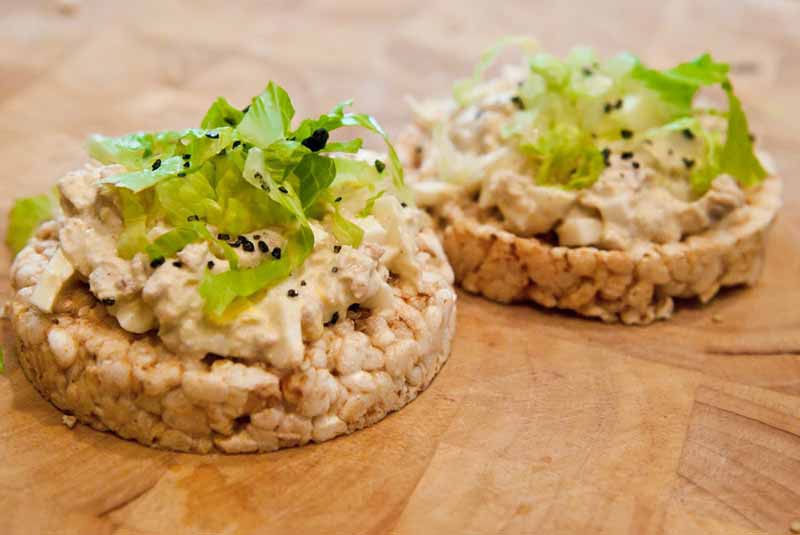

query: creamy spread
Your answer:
[403,64,766,258]
[46,160,428,366]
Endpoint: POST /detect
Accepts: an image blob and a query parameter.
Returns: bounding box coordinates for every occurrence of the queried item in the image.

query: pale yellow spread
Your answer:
[42,160,424,365]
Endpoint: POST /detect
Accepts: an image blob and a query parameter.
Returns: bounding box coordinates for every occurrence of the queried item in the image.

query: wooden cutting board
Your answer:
[1,1,799,533]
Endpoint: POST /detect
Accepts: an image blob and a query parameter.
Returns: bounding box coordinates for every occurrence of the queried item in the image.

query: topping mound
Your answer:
[402,39,773,256]
[7,83,436,365]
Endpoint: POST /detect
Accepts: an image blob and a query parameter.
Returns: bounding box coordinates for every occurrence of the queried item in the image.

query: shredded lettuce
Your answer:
[520,124,605,189]
[330,206,364,247]
[357,190,385,218]
[103,156,184,192]
[295,154,337,209]
[237,82,295,148]
[116,189,150,259]
[720,83,767,188]
[83,81,404,317]
[6,194,54,254]
[631,53,729,116]
[201,97,245,129]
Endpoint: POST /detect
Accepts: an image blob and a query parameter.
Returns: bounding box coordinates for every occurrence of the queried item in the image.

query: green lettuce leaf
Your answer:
[116,189,150,259]
[242,148,308,225]
[102,156,184,192]
[330,206,364,247]
[720,84,767,188]
[520,124,605,190]
[295,153,337,209]
[201,97,245,129]
[631,53,729,115]
[322,138,363,153]
[199,225,313,317]
[291,100,352,142]
[237,82,295,148]
[5,194,54,253]
[357,190,385,218]
[98,128,233,192]
[340,113,405,193]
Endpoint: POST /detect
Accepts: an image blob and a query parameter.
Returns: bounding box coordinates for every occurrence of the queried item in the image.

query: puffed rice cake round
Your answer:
[426,176,781,325]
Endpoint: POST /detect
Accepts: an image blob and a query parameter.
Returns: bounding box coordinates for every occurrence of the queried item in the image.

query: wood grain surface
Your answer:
[1,1,799,533]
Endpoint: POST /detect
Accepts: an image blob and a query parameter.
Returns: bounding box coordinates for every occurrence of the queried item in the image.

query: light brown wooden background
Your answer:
[1,1,799,533]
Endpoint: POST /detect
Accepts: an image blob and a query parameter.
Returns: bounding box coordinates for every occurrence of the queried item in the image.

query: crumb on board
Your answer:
[56,0,80,16]
[790,519,800,534]
[62,414,77,429]
[711,314,723,323]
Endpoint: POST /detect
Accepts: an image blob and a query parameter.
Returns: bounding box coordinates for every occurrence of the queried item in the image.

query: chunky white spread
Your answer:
[40,162,428,365]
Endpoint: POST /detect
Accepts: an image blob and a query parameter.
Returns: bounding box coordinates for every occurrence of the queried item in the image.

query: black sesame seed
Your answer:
[632,161,641,169]
[258,240,269,253]
[253,235,260,240]
[300,280,307,286]
[187,214,200,222]
[101,298,116,306]
[333,245,342,254]
[603,102,613,114]
[620,129,634,139]
[374,159,386,173]
[301,128,329,152]
[271,247,282,259]
[401,202,408,208]
[415,146,423,154]
[207,260,215,269]
[287,289,298,298]
[178,172,186,178]
[182,154,191,161]
[582,67,593,76]
[205,131,220,139]
[621,151,634,160]
[682,157,695,169]
[242,240,255,253]
[278,186,288,194]
[328,312,339,325]
[511,95,525,110]
[682,128,695,140]
[172,261,183,268]
[150,257,165,268]
[348,303,361,312]
[183,161,190,168]
[224,117,236,126]
[254,172,262,180]
[241,105,250,114]
[232,140,241,149]
[287,136,296,141]
[217,233,230,241]
[331,266,338,273]
[335,196,342,203]
[151,158,162,171]
[601,147,611,166]
[615,99,623,110]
